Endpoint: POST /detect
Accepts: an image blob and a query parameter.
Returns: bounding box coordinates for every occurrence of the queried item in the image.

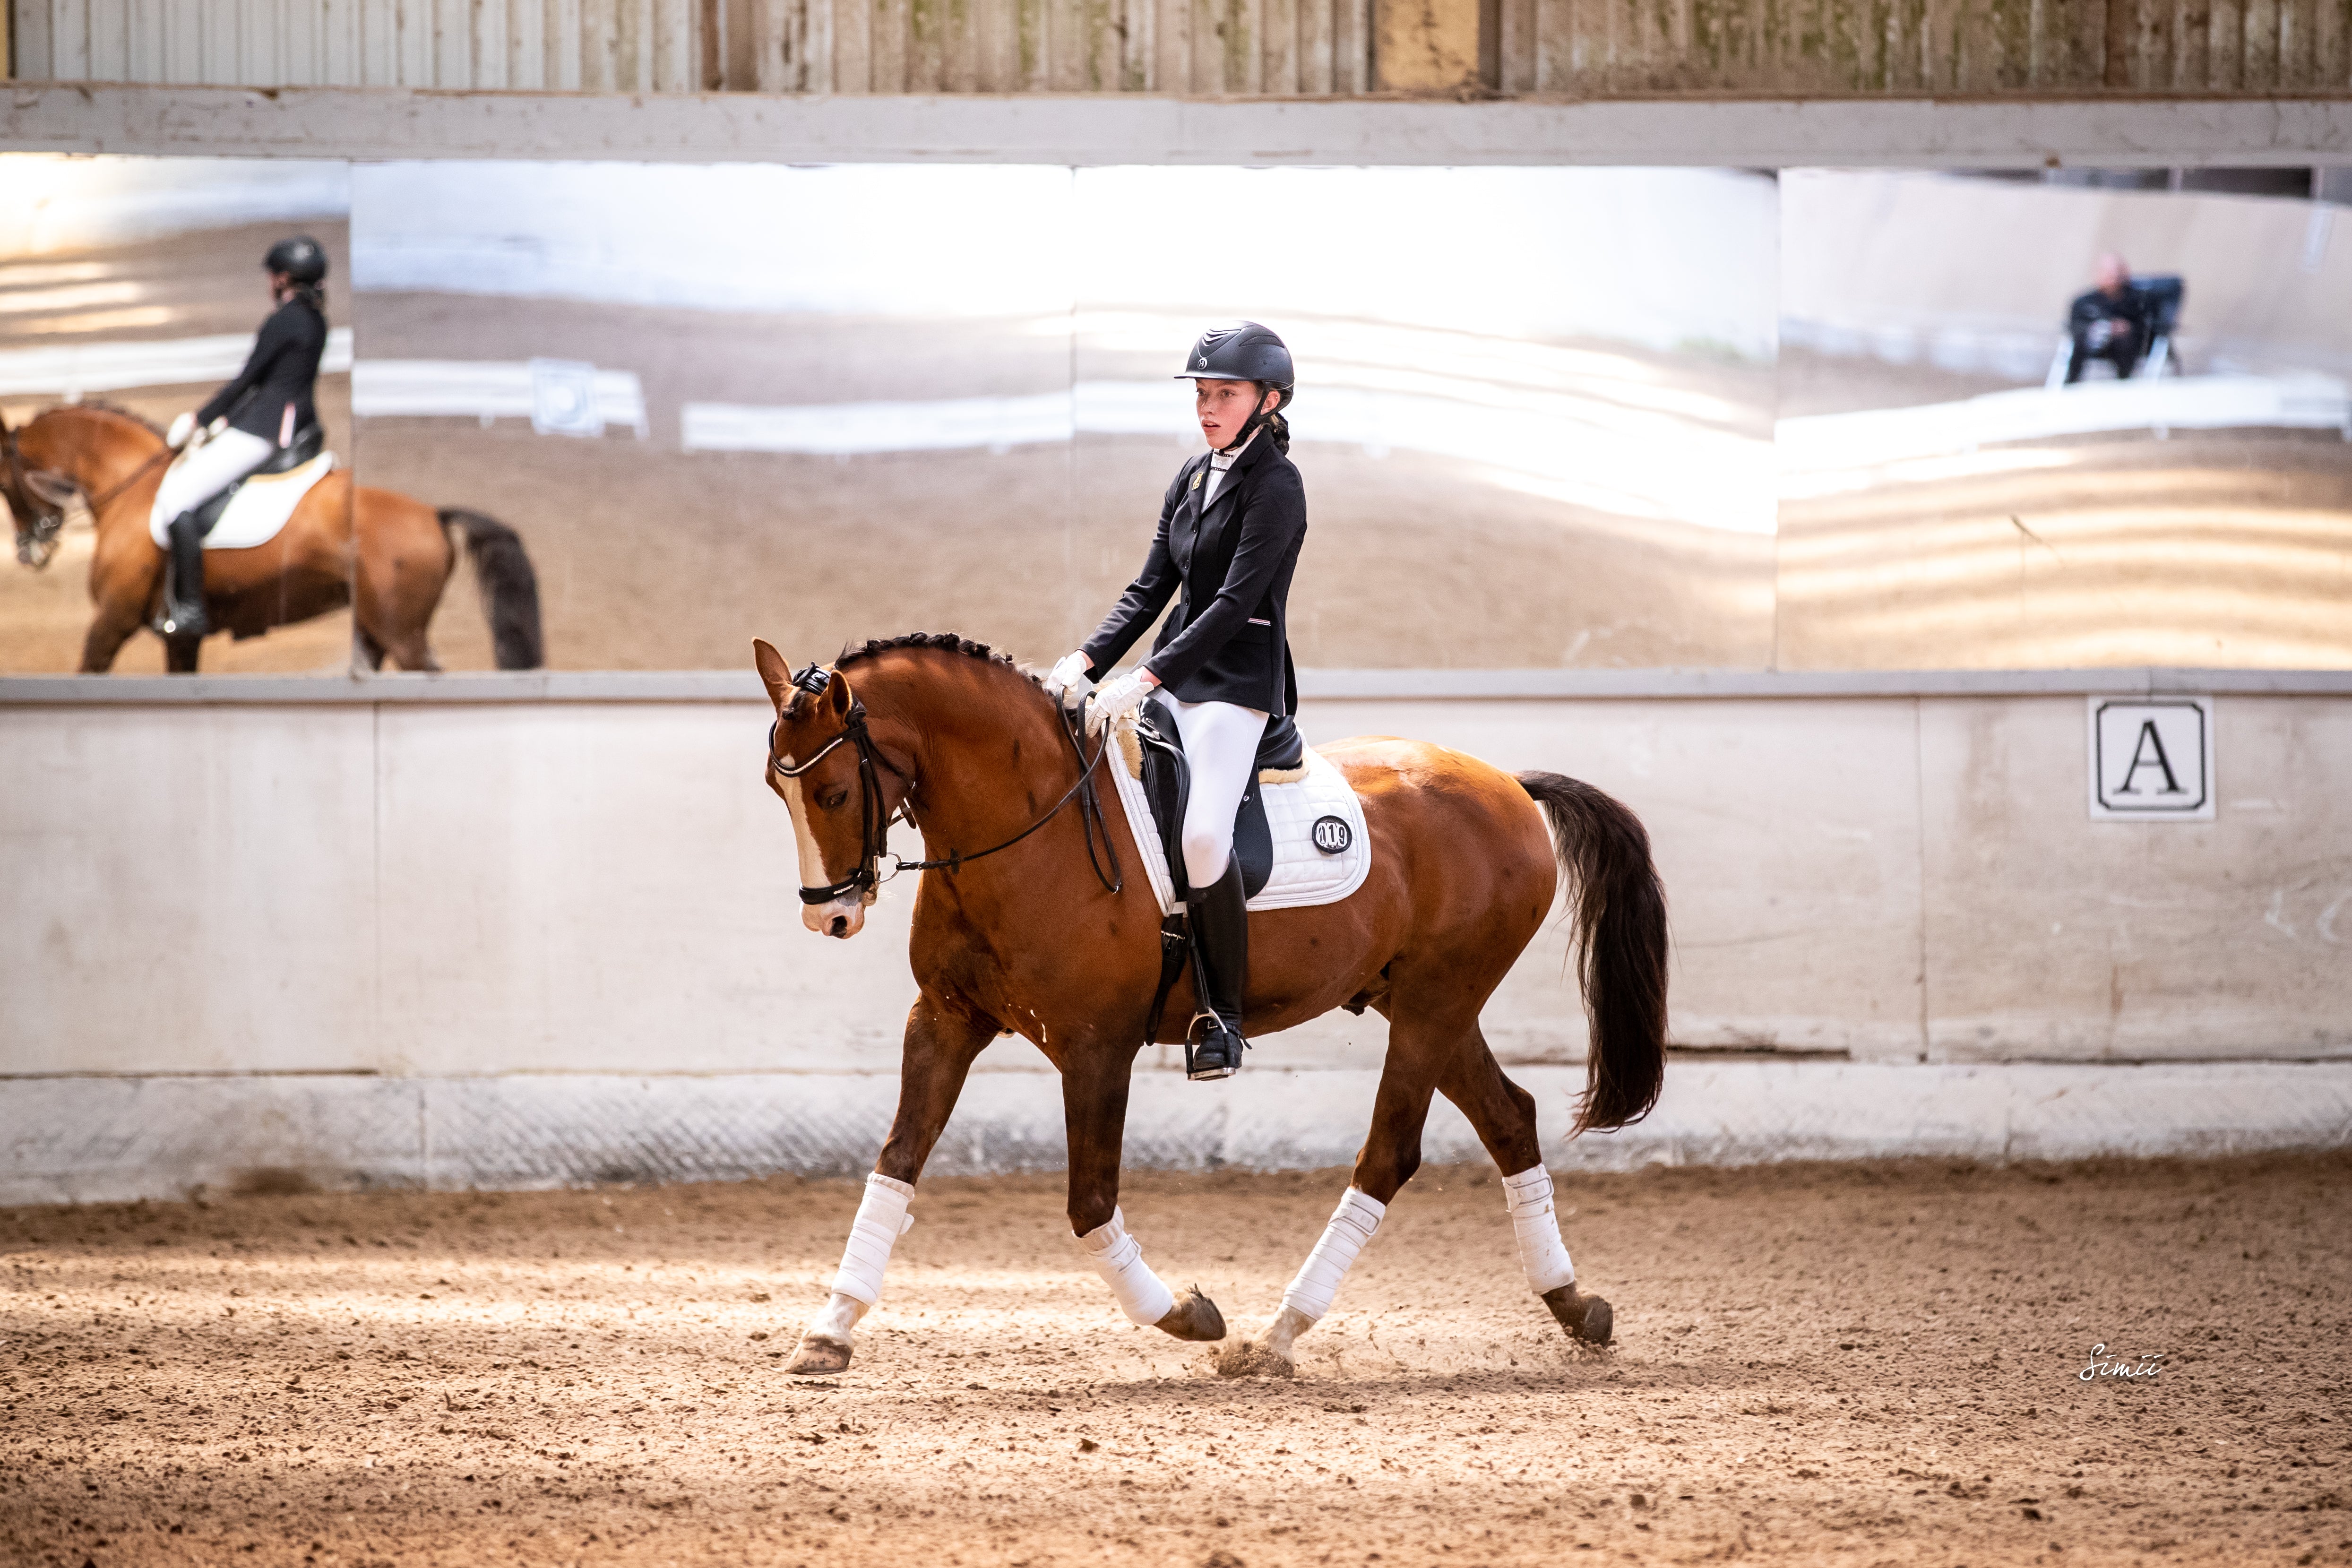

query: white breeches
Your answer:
[1164,694,1271,890]
[153,428,274,529]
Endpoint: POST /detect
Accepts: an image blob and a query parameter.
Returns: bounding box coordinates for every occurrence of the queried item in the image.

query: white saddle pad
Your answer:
[1105,719,1372,916]
[148,453,336,552]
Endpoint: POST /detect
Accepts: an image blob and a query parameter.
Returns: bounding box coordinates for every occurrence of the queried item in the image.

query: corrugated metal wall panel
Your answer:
[9,0,2349,91]
[8,0,707,89]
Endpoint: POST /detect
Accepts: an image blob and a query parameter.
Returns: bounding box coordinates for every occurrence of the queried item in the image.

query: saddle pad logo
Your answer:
[1311,815,1352,855]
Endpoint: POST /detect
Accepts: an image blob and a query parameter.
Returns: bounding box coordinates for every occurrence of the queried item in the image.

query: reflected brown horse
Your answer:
[753,632,1668,1377]
[3,403,541,673]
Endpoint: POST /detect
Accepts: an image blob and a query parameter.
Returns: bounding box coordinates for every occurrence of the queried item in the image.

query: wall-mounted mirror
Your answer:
[0,155,353,675]
[1778,167,2352,670]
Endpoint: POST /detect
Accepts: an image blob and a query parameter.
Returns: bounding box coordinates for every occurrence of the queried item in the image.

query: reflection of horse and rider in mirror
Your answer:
[2050,251,2187,388]
[2,234,542,674]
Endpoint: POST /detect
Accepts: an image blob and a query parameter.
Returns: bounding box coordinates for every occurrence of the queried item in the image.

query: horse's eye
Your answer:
[820,788,850,810]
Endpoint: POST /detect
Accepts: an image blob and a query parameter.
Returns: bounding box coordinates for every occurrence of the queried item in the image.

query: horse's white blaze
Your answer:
[778,765,867,935]
[775,767,828,885]
[804,893,865,937]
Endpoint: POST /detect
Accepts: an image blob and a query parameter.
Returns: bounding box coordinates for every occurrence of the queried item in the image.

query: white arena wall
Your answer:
[3,668,2350,1205]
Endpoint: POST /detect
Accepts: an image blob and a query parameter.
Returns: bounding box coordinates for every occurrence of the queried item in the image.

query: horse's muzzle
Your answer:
[803,896,867,939]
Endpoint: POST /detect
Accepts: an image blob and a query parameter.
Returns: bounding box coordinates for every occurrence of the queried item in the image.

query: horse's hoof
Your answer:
[1154,1286,1227,1343]
[784,1333,854,1375]
[1542,1285,1614,1346]
[1211,1338,1295,1379]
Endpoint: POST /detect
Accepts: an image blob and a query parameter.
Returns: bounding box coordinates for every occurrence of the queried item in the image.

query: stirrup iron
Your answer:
[1184,1011,1246,1082]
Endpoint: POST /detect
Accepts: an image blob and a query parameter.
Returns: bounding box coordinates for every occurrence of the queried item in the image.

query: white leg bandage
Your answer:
[1077,1207,1177,1326]
[1279,1187,1387,1324]
[1504,1164,1576,1294]
[827,1172,916,1307]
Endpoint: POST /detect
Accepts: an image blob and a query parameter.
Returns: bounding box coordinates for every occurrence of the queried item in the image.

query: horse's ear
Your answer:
[752,639,793,711]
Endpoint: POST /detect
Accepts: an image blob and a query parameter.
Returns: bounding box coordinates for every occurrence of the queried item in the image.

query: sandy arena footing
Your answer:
[3,1155,2348,1567]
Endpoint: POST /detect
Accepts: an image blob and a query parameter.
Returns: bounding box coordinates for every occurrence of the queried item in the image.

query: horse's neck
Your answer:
[874,665,1070,850]
[53,416,162,525]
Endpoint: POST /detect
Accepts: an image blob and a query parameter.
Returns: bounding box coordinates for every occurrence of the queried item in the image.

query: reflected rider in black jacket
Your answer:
[154,235,330,638]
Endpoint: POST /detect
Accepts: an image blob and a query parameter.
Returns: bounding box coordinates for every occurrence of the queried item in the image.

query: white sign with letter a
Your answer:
[2087,697,2214,821]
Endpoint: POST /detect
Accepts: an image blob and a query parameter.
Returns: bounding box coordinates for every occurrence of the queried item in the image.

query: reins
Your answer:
[771,662,1122,907]
[84,441,176,514]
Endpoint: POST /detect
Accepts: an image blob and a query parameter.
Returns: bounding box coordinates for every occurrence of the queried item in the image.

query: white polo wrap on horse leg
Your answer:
[1279,1187,1386,1324]
[1504,1165,1576,1294]
[1077,1207,1177,1326]
[827,1172,916,1307]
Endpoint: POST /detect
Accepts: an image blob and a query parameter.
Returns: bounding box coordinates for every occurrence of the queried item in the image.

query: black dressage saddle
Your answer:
[1132,691,1305,904]
[187,422,325,539]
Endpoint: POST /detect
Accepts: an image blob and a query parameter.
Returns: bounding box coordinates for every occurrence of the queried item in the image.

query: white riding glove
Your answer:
[1043,650,1094,703]
[1086,668,1158,737]
[166,411,197,450]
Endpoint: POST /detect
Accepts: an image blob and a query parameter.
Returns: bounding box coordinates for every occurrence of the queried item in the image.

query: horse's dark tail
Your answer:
[1515,771,1669,1135]
[439,508,543,670]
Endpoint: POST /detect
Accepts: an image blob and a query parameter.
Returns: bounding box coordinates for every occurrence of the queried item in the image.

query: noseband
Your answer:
[770,662,1121,908]
[2,413,174,559]
[0,421,66,555]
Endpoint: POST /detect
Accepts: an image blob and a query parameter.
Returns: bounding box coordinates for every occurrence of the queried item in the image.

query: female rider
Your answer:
[155,234,331,638]
[1043,322,1306,1083]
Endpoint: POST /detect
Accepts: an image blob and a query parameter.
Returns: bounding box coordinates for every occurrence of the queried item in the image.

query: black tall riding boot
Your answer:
[1184,859,1249,1082]
[161,510,208,638]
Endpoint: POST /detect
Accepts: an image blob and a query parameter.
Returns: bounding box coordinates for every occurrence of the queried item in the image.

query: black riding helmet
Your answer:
[1176,321,1294,454]
[264,235,328,285]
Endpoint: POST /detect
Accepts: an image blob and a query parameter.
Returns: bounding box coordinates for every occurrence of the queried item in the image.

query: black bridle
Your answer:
[770,662,1122,907]
[0,415,65,563]
[2,409,176,566]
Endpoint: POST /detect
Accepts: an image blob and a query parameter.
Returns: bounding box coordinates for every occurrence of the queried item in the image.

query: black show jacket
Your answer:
[1081,432,1305,717]
[197,296,327,445]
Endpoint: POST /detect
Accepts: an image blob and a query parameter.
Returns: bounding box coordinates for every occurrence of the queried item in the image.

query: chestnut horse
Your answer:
[3,403,540,673]
[754,632,1668,1377]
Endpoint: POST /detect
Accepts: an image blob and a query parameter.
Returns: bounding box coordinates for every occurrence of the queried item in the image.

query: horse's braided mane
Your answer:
[835,631,1045,691]
[48,400,165,438]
